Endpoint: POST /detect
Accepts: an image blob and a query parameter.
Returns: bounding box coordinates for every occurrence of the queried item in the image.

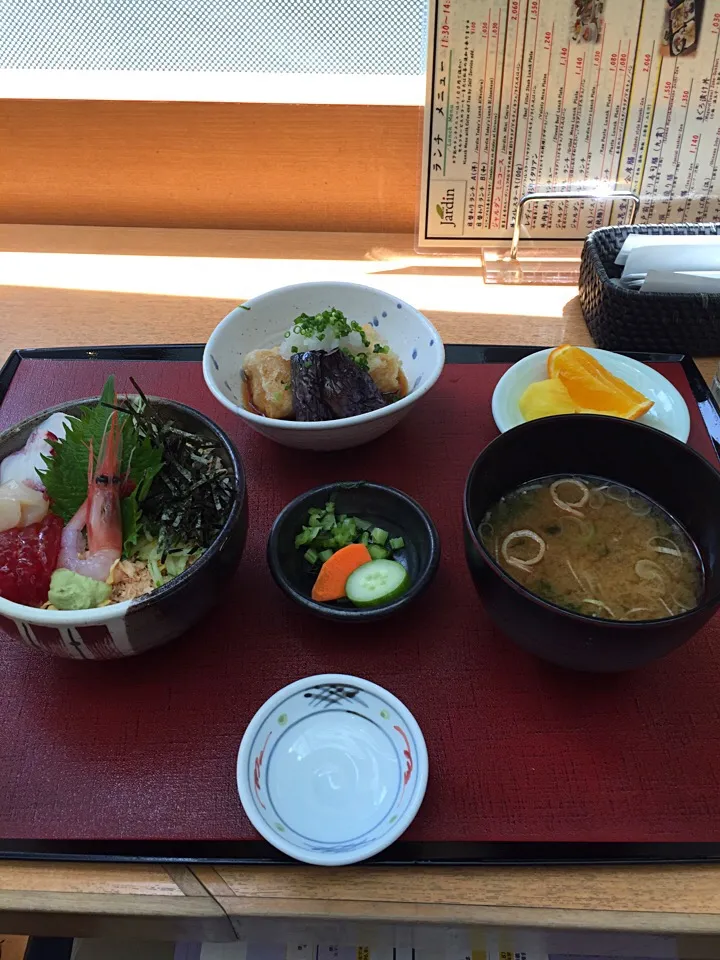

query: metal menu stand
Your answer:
[483,189,639,284]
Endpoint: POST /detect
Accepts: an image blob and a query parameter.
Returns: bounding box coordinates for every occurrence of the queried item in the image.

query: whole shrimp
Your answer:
[58,411,123,582]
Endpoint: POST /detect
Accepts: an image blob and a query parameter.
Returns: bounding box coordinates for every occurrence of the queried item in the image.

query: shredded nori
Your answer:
[107,379,233,551]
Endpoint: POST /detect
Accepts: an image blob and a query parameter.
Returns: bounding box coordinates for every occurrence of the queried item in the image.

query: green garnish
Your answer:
[135,536,203,586]
[373,343,390,354]
[291,308,369,346]
[120,492,141,556]
[340,347,369,372]
[290,308,373,371]
[165,545,202,578]
[294,501,401,565]
[295,525,321,547]
[368,544,389,560]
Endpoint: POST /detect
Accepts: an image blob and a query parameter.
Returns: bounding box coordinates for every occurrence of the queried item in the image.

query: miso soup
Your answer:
[479,475,703,621]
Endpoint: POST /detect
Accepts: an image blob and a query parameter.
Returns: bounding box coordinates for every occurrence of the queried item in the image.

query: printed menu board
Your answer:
[419,0,714,246]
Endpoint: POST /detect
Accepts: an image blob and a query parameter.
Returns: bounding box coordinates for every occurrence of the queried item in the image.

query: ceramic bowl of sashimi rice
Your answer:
[0,376,247,659]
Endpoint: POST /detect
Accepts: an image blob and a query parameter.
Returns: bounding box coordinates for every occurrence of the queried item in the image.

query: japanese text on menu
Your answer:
[420,0,716,245]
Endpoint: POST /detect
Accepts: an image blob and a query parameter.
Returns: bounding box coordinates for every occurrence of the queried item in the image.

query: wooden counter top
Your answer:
[1,223,719,945]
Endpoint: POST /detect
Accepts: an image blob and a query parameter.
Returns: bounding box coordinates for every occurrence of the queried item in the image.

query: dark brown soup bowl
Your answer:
[463,414,720,672]
[0,397,247,659]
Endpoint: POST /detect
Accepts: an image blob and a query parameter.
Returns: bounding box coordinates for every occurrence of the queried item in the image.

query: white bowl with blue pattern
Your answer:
[236,673,428,865]
[202,281,445,450]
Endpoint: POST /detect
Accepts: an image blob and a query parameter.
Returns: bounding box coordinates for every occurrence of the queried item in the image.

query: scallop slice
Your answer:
[0,498,22,532]
[0,480,49,526]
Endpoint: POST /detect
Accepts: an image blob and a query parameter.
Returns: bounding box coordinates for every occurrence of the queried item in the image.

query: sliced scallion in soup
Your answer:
[479,475,703,621]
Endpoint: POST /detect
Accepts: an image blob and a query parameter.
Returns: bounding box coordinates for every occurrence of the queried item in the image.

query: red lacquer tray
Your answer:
[1,344,720,866]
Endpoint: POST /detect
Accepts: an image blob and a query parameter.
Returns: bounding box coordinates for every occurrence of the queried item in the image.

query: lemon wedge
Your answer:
[518,379,577,421]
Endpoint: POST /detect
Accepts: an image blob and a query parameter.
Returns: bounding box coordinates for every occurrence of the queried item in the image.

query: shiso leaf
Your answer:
[38,376,164,524]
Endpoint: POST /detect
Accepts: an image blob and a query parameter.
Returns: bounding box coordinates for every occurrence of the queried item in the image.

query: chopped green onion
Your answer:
[286,309,369,350]
[334,517,358,546]
[321,512,336,531]
[295,525,321,548]
[295,505,405,561]
[368,544,389,560]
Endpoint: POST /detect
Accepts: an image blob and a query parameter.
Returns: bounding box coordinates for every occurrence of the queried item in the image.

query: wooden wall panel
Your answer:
[0,100,422,232]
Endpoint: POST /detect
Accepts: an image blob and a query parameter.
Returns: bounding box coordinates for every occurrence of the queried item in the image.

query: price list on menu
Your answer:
[419,0,717,246]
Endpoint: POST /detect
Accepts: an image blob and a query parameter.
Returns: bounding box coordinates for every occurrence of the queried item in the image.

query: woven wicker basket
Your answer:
[579,223,720,355]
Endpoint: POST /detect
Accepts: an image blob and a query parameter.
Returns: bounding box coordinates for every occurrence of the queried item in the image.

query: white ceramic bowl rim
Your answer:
[236,672,429,866]
[0,591,132,626]
[203,281,445,430]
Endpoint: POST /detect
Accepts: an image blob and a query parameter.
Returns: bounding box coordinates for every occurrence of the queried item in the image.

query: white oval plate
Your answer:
[492,347,691,442]
[237,674,428,866]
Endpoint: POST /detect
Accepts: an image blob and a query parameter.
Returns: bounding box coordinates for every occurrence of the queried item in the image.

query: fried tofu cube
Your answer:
[243,348,293,419]
[364,325,403,395]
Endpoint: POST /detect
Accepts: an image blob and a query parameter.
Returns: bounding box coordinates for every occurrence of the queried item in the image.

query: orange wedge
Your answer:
[547,345,654,420]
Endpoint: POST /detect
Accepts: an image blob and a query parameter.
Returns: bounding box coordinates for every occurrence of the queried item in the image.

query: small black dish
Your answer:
[267,481,440,621]
[463,414,720,672]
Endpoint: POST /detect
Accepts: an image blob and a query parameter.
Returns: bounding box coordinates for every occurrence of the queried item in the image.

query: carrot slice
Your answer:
[311,543,373,602]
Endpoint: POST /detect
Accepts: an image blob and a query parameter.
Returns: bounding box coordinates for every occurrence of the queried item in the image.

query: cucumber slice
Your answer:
[345,559,411,608]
